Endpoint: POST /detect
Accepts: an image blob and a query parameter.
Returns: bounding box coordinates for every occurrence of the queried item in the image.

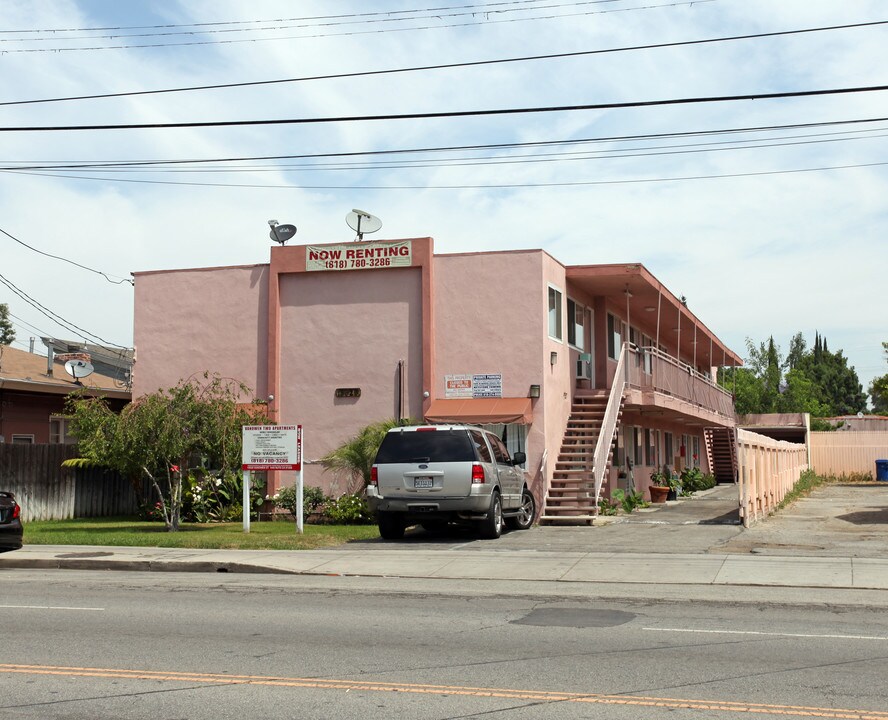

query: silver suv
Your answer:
[366,425,535,540]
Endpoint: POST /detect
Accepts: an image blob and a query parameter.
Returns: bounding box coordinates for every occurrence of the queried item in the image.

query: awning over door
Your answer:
[424,397,533,425]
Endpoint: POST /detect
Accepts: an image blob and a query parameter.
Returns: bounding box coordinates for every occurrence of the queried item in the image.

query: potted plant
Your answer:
[649,468,670,504]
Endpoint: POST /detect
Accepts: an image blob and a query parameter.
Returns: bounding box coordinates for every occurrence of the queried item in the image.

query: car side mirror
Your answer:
[512,451,526,465]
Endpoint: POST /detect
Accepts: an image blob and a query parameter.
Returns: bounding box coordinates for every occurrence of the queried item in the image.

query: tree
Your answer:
[65,374,268,531]
[320,418,417,494]
[719,332,866,417]
[869,342,888,415]
[0,303,14,345]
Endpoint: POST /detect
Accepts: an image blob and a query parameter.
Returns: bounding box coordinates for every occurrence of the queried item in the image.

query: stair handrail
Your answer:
[592,342,628,511]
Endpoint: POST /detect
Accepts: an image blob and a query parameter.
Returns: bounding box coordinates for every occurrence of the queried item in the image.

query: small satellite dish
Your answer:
[857,411,864,419]
[65,359,94,383]
[268,222,297,245]
[346,209,382,240]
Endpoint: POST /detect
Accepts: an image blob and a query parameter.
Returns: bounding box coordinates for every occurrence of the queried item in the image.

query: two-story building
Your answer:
[133,236,742,521]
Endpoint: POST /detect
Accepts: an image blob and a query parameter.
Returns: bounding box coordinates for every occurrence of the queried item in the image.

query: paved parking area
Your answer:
[351,483,888,558]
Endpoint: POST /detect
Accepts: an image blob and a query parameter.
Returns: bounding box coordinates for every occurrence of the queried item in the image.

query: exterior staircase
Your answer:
[540,393,621,525]
[704,426,738,484]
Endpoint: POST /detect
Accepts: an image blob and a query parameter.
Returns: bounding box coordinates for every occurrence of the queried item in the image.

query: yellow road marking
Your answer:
[2,663,887,719]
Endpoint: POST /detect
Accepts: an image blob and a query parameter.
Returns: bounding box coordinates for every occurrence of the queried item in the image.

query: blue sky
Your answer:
[0,0,885,397]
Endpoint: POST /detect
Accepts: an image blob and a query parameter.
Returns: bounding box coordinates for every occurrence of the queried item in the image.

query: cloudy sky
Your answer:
[0,0,885,398]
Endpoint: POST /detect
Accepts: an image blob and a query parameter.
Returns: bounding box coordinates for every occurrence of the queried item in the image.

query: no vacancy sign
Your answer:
[242,425,302,471]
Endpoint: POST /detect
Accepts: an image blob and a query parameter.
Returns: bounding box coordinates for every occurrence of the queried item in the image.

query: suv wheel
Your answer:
[506,487,535,530]
[378,512,405,540]
[479,490,503,539]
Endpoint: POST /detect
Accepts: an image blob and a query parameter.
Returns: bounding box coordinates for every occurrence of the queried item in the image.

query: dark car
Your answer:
[0,491,23,553]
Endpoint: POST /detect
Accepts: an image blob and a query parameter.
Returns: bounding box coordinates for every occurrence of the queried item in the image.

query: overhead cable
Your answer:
[3,84,888,133]
[3,20,885,107]
[0,271,128,349]
[4,116,887,170]
[0,226,133,285]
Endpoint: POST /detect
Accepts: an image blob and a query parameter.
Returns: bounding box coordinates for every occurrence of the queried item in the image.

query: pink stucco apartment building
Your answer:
[133,236,742,522]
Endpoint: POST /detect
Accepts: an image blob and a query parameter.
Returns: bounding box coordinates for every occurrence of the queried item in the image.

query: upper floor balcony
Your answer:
[622,344,736,427]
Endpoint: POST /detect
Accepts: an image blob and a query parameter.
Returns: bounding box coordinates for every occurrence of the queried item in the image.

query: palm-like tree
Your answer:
[320,418,415,493]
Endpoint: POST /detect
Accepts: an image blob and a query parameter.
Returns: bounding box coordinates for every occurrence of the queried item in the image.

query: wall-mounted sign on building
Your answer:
[444,373,503,399]
[306,240,412,272]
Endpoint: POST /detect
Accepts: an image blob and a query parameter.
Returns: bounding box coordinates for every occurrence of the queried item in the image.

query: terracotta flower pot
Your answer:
[649,485,670,504]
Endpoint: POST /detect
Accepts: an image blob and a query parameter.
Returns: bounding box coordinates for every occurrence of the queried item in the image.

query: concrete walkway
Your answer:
[2,542,887,590]
[3,483,887,591]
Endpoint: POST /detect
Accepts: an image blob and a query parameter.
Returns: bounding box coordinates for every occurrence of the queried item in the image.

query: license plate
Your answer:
[413,477,434,489]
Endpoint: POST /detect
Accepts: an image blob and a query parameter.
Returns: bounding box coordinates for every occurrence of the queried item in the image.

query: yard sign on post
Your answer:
[242,425,303,533]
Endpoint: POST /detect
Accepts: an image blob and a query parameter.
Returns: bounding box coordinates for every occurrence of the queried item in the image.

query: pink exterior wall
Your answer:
[433,250,549,497]
[278,267,423,491]
[133,265,269,399]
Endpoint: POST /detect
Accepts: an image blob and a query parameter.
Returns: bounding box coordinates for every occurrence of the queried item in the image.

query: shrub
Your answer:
[273,485,329,522]
[611,488,646,514]
[680,467,716,494]
[189,470,265,523]
[324,493,373,525]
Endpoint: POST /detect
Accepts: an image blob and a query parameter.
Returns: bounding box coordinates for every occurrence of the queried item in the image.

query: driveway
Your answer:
[350,482,888,559]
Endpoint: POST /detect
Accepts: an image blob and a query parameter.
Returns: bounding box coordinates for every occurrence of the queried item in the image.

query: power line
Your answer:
[0,1,713,53]
[5,160,885,191]
[0,272,127,349]
[0,226,133,285]
[4,84,888,133]
[3,20,884,107]
[8,127,886,176]
[1,1,623,42]
[4,116,887,170]
[0,0,597,34]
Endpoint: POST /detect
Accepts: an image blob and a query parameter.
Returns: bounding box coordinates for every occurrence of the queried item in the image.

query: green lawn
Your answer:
[24,517,380,550]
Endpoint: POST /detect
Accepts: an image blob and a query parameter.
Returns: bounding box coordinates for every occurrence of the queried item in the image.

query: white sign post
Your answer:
[242,425,303,533]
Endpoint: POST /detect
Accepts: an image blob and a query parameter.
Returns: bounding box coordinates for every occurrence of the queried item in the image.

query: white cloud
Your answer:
[0,0,885,392]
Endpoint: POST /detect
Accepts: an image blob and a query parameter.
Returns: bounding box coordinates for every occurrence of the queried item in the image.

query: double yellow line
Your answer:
[3,663,887,719]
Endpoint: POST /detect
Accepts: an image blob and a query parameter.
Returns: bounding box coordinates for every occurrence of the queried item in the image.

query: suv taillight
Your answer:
[370,466,378,486]
[12,503,20,520]
[471,463,485,484]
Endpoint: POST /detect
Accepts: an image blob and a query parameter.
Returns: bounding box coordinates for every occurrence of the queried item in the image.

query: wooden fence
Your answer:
[809,431,888,477]
[737,429,809,528]
[0,443,149,522]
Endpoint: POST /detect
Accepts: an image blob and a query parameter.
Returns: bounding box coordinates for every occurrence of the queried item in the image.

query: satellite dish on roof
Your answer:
[268,220,297,245]
[64,359,94,384]
[346,209,382,240]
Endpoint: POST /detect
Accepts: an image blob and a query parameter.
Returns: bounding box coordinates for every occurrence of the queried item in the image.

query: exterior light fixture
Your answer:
[550,351,558,366]
[528,384,541,398]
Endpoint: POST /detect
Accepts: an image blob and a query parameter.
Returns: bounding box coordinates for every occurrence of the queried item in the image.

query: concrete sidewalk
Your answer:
[3,543,888,591]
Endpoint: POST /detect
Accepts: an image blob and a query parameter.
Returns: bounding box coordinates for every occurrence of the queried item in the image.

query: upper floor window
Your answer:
[548,285,563,341]
[607,313,623,360]
[567,298,584,349]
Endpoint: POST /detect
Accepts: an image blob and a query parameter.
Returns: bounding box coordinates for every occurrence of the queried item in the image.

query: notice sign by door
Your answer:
[444,373,503,398]
[242,425,301,471]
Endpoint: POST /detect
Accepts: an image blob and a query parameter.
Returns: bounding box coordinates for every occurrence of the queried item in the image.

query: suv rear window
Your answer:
[375,430,477,464]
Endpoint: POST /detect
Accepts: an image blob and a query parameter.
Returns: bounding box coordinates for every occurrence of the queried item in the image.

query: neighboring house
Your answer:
[133,237,742,520]
[0,344,130,444]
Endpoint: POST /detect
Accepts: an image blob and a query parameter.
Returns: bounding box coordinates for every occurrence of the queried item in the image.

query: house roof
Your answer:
[0,344,131,400]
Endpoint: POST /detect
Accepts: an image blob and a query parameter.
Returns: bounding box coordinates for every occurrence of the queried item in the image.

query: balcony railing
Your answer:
[624,345,735,420]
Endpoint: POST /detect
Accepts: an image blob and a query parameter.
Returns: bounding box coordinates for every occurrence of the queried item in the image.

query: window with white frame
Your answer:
[607,313,623,360]
[11,435,34,444]
[50,416,77,444]
[567,298,584,349]
[548,285,563,341]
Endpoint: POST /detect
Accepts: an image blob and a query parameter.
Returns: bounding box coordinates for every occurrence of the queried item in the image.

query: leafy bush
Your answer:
[679,467,716,494]
[611,488,646,513]
[273,485,329,522]
[188,470,265,523]
[324,493,373,524]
